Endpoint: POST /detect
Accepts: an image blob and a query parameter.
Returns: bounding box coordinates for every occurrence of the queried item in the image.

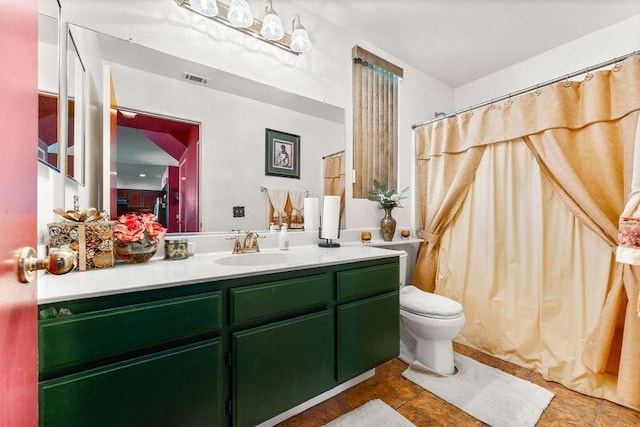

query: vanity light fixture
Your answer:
[176,0,311,55]
[260,0,284,41]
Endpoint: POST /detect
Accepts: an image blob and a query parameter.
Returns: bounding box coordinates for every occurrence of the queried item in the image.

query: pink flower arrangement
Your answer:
[114,213,166,244]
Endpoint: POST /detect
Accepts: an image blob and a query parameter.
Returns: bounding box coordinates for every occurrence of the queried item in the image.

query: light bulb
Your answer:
[290,27,311,53]
[190,0,218,17]
[228,0,253,28]
[261,13,284,41]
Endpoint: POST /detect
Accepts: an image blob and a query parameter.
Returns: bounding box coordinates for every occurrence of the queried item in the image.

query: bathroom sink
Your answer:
[214,252,298,267]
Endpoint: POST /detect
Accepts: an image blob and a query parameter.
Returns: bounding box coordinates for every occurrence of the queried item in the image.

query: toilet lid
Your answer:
[400,286,463,318]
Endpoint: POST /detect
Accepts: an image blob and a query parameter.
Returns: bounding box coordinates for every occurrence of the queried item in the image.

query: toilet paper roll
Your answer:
[321,196,340,240]
[303,197,319,231]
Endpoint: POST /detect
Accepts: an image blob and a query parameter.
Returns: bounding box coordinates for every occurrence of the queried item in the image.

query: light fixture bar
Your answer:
[176,0,300,55]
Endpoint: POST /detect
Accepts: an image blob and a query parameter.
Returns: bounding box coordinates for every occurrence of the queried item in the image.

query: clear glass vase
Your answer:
[114,239,158,264]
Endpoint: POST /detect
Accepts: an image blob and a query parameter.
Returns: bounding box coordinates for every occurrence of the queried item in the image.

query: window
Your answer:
[352,45,403,198]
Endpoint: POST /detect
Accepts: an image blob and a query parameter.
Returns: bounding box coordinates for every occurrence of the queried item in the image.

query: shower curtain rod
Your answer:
[322,150,345,159]
[260,186,309,196]
[412,50,640,129]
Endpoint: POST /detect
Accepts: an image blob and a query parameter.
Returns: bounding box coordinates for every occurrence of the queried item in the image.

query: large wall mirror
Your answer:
[56,23,346,234]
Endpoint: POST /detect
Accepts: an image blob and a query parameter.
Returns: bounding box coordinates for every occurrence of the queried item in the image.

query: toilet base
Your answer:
[416,339,455,375]
[399,313,460,376]
[400,337,456,376]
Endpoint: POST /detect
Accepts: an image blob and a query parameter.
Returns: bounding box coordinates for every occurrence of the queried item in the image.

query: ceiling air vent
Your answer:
[183,72,208,85]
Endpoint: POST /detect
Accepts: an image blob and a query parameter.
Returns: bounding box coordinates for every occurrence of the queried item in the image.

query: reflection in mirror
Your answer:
[37,13,59,171]
[68,24,344,233]
[115,109,200,233]
[66,29,85,184]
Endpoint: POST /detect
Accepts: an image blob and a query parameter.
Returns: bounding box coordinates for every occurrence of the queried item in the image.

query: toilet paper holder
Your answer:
[318,215,341,248]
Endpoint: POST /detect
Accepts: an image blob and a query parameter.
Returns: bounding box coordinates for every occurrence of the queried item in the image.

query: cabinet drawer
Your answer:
[39,339,223,427]
[336,262,398,303]
[230,273,331,326]
[39,291,221,376]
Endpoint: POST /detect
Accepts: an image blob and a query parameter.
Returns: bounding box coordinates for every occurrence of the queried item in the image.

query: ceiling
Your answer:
[291,0,639,87]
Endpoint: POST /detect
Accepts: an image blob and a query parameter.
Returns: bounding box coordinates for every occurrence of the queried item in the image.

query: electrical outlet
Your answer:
[73,195,80,211]
[233,206,245,218]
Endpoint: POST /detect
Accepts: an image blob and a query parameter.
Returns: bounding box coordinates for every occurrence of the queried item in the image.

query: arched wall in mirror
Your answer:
[114,109,199,233]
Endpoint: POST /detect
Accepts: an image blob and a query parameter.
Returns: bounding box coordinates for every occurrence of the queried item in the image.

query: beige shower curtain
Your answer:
[439,140,619,404]
[413,55,640,406]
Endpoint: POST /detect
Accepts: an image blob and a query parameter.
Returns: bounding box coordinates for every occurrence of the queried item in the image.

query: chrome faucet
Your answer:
[231,231,261,254]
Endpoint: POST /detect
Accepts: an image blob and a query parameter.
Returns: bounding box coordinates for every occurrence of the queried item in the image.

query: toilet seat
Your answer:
[400,285,463,319]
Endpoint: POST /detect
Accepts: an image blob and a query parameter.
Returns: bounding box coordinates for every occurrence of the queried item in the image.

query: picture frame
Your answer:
[265,128,300,179]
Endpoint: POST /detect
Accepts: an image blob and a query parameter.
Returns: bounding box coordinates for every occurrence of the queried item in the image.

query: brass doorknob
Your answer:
[18,247,76,283]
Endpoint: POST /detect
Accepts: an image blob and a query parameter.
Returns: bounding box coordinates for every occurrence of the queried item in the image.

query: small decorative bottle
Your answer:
[279,224,290,250]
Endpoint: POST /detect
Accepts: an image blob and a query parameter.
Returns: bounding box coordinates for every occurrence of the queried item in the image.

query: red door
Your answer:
[0,0,39,425]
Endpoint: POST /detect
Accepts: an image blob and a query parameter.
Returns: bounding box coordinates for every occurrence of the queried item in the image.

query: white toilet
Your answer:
[397,251,465,375]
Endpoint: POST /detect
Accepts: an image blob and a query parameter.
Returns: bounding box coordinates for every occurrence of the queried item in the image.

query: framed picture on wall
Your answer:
[265,128,300,179]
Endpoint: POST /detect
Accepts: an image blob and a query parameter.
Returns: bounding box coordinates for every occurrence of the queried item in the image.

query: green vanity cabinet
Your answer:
[38,256,400,426]
[232,309,334,427]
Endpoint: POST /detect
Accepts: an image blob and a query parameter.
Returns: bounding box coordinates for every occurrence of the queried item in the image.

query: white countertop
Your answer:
[38,244,405,304]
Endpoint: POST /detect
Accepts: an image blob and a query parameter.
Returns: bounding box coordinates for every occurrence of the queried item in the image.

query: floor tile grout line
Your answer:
[591,399,605,426]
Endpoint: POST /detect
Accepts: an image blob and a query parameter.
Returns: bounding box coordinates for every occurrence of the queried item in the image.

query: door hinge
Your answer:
[226,399,233,416]
[226,351,232,367]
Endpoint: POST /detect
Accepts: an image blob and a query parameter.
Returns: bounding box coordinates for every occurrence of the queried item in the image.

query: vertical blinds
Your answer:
[352,46,402,198]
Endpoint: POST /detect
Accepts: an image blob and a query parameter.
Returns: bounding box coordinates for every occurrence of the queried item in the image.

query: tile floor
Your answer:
[277,343,640,427]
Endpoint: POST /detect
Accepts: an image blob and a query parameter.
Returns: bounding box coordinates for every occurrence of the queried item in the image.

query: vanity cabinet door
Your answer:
[39,339,224,427]
[232,309,334,427]
[337,291,399,382]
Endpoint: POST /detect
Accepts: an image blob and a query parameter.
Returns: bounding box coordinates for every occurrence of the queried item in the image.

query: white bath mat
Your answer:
[402,353,554,427]
[324,399,415,427]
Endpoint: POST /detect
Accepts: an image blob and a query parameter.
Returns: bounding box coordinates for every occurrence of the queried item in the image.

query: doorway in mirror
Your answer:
[115,109,199,233]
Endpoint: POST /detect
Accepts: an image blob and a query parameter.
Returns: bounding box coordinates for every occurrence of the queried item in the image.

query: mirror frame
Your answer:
[65,28,86,185]
[36,1,62,173]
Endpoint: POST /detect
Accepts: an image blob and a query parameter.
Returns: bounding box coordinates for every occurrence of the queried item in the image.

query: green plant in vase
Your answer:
[368,179,409,241]
[114,213,167,263]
